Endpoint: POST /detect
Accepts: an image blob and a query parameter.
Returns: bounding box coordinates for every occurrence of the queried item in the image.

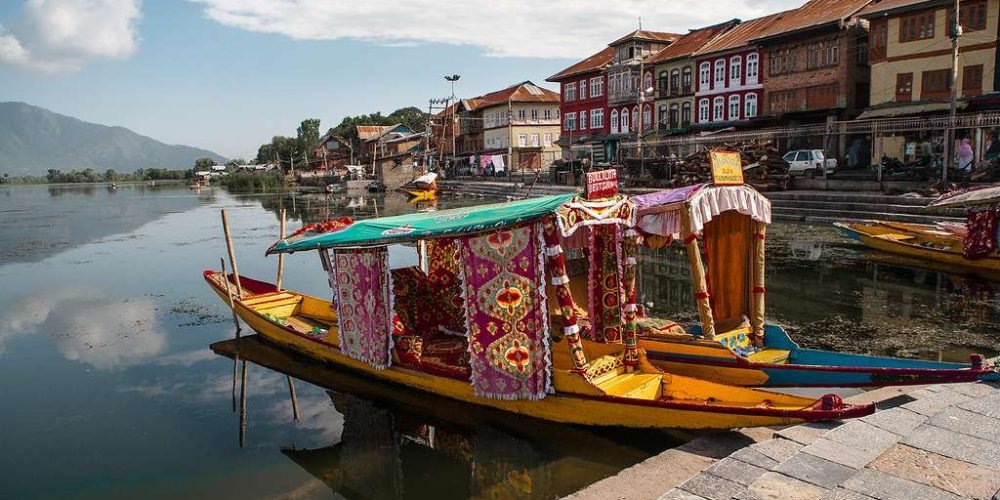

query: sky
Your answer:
[0,0,799,159]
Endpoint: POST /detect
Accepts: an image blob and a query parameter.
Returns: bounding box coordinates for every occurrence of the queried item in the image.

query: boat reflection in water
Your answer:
[211,336,685,499]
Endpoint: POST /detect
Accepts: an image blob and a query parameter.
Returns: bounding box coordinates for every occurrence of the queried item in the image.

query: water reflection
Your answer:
[212,336,680,499]
[0,289,167,370]
[636,225,1000,361]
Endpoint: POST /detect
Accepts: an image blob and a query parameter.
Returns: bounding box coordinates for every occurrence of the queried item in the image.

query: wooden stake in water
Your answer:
[239,359,248,448]
[221,257,241,413]
[221,209,243,297]
[286,375,300,422]
[276,209,286,290]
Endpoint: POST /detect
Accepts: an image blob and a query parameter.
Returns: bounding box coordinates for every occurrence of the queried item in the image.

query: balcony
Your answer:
[608,89,639,106]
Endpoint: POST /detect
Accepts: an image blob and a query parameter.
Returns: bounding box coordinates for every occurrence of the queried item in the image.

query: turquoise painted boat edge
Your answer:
[833,222,862,241]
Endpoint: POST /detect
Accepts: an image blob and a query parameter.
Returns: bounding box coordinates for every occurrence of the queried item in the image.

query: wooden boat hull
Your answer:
[203,271,874,429]
[402,188,437,202]
[835,221,1000,278]
[641,324,998,388]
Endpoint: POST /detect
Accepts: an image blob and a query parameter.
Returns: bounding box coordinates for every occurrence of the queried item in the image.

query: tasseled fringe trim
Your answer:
[551,274,570,286]
[563,324,580,335]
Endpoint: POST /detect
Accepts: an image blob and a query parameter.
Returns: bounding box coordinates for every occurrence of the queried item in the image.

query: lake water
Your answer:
[1,183,997,499]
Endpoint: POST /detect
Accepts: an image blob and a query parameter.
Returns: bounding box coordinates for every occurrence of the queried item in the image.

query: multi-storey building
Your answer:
[546,47,613,161]
[860,0,997,109]
[750,0,874,163]
[859,0,998,160]
[605,30,681,137]
[692,13,786,128]
[647,21,738,134]
[450,81,561,171]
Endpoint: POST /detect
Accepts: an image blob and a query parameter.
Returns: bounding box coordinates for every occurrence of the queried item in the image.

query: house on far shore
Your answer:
[357,124,415,164]
[313,131,353,171]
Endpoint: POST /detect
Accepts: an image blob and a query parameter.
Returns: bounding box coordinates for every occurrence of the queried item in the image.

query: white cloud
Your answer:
[191,0,798,59]
[0,289,167,370]
[0,0,141,73]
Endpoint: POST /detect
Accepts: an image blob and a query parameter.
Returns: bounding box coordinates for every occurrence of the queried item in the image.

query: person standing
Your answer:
[958,138,975,172]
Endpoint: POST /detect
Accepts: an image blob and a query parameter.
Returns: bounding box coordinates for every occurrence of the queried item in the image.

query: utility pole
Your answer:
[507,97,514,179]
[943,0,961,183]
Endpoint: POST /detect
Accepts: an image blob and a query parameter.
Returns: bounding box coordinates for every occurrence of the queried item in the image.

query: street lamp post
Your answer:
[444,75,461,174]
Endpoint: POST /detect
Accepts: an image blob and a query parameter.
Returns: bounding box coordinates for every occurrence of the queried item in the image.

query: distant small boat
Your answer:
[399,172,438,202]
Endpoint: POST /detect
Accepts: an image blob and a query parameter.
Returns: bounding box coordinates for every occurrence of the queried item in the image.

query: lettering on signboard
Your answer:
[585,169,619,199]
[710,151,744,186]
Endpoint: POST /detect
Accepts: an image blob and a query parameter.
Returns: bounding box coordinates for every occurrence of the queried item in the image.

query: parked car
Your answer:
[782,150,837,178]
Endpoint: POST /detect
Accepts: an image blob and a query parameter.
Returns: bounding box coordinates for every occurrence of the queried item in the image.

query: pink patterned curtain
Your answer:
[332,247,394,369]
[459,223,551,400]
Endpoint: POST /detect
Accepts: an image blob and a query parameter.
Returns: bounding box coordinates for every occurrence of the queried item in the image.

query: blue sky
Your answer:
[0,0,795,158]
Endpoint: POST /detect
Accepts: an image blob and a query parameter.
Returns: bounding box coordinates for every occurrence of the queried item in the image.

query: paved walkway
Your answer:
[660,381,1000,500]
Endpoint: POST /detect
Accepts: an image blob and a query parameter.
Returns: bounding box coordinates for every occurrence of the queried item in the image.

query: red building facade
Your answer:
[547,47,613,160]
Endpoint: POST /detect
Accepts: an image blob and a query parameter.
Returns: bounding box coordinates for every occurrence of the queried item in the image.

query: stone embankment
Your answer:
[568,381,1000,500]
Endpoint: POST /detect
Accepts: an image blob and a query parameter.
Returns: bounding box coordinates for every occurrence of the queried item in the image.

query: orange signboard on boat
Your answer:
[585,169,618,199]
[710,151,743,186]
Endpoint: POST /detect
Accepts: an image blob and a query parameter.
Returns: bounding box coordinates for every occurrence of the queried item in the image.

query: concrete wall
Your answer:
[870,0,998,105]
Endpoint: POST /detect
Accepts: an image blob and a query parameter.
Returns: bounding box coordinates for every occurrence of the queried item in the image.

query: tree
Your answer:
[388,106,427,133]
[227,158,247,167]
[47,169,63,183]
[297,118,321,151]
[194,157,217,170]
[104,169,117,182]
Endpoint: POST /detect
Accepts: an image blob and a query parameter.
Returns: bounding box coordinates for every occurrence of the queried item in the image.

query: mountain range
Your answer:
[0,102,227,175]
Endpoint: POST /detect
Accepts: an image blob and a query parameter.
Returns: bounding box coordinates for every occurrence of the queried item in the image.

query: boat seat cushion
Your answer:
[392,333,470,380]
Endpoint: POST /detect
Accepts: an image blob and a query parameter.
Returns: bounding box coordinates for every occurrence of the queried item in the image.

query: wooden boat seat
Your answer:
[746,348,791,365]
[585,354,663,400]
[872,233,915,242]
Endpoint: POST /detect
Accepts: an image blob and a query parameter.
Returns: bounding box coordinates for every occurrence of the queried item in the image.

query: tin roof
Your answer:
[609,29,683,46]
[752,0,874,41]
[694,12,790,57]
[547,46,615,82]
[356,125,393,140]
[466,81,560,110]
[646,21,739,65]
[858,0,946,18]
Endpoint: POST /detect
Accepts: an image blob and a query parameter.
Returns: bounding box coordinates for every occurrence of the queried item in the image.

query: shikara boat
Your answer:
[399,172,438,202]
[629,183,998,387]
[206,189,872,429]
[835,184,1000,279]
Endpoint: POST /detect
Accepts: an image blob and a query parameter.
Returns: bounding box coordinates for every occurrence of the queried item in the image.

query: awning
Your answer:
[633,183,772,236]
[857,101,967,120]
[268,193,577,253]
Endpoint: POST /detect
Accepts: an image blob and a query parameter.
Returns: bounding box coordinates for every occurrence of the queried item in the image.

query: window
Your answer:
[564,113,576,131]
[713,96,724,121]
[518,109,526,121]
[590,77,603,97]
[682,67,692,92]
[714,59,726,86]
[631,107,639,131]
[544,109,552,120]
[643,72,653,93]
[769,90,797,113]
[621,108,630,132]
[518,134,527,147]
[682,102,692,126]
[728,95,741,121]
[658,71,669,91]
[746,53,759,82]
[543,133,553,147]
[564,83,576,101]
[591,108,604,129]
[949,1,987,32]
[870,19,888,62]
[921,69,951,100]
[578,110,587,130]
[744,93,757,118]
[578,80,587,100]
[769,49,797,76]
[699,62,711,89]
[806,84,838,109]
[530,134,540,147]
[659,104,668,128]
[670,69,680,92]
[730,56,742,84]
[900,11,935,42]
[698,99,710,122]
[807,40,839,69]
[611,110,619,133]
[643,104,651,127]
[530,109,538,120]
[669,103,679,129]
[896,73,913,101]
[962,65,983,97]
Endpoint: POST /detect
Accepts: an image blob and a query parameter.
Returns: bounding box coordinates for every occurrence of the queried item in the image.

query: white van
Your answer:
[782,150,837,178]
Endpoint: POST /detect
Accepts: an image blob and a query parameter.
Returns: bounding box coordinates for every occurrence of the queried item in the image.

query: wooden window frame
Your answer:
[895,73,913,102]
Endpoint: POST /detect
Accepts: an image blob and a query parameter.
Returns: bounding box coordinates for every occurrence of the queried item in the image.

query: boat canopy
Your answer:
[267,193,576,254]
[633,183,771,237]
[927,183,1000,210]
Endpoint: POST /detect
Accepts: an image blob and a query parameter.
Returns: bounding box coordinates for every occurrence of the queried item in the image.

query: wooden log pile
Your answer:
[658,141,791,190]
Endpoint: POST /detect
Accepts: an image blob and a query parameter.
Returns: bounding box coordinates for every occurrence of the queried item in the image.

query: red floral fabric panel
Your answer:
[963,210,997,260]
[332,247,394,369]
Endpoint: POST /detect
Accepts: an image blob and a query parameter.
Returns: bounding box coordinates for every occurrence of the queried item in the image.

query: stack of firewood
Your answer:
[738,141,791,191]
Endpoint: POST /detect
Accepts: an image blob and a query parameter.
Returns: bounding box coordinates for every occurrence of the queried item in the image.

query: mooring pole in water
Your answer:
[220,209,243,297]
[221,257,241,413]
[239,359,248,448]
[276,209,286,290]
[286,375,300,422]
